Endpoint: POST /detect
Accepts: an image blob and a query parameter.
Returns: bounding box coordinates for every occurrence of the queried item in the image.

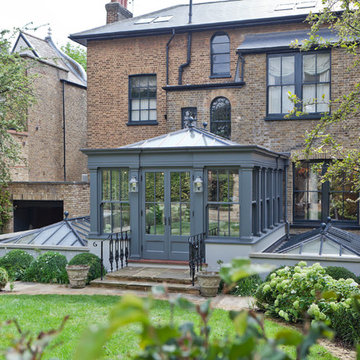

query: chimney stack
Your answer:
[106,0,133,24]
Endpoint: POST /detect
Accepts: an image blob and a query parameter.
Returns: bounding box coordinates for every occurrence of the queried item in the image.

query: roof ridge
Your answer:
[21,31,48,43]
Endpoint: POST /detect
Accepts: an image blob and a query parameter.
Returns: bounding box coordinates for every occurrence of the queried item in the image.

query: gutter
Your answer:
[178,32,192,85]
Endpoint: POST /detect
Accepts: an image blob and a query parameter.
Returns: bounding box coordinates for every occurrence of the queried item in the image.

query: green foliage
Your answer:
[255,261,360,345]
[75,260,333,360]
[0,29,37,229]
[325,266,358,282]
[68,253,106,284]
[23,251,68,284]
[0,267,8,289]
[0,249,34,280]
[265,265,294,282]
[229,274,262,296]
[289,1,360,191]
[61,42,87,71]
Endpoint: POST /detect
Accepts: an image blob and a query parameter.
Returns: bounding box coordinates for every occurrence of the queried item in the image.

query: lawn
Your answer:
[0,295,338,359]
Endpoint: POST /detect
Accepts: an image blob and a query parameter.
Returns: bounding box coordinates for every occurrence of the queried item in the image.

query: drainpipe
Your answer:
[235,52,246,82]
[62,80,66,181]
[284,159,289,239]
[166,29,176,85]
[178,32,192,85]
[189,0,193,24]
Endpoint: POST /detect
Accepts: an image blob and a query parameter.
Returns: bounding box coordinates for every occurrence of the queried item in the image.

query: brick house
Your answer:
[5,32,90,233]
[70,0,360,267]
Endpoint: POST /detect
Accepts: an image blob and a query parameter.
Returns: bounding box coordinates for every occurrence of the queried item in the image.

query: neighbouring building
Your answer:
[4,31,90,233]
[70,0,360,268]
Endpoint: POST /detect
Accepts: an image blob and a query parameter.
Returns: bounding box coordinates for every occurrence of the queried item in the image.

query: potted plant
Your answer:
[197,260,222,297]
[66,264,90,289]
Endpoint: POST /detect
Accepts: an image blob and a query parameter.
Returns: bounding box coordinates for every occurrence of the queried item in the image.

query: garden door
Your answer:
[142,170,192,261]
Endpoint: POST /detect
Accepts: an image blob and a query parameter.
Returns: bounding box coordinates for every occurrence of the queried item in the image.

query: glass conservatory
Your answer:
[84,126,288,266]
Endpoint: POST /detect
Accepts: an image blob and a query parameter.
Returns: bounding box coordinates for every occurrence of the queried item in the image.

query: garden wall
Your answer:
[250,252,360,277]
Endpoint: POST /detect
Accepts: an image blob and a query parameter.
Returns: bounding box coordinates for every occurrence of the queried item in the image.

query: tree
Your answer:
[294,0,360,192]
[61,42,87,71]
[0,29,37,231]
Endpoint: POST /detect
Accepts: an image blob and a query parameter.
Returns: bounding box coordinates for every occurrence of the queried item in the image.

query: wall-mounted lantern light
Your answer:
[194,176,203,193]
[129,176,139,193]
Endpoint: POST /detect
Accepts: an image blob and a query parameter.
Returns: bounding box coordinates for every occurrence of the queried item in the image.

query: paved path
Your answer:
[0,282,254,311]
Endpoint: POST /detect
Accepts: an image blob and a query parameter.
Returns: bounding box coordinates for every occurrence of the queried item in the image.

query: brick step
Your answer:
[90,279,200,295]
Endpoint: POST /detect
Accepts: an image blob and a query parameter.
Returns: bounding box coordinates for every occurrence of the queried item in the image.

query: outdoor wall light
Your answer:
[194,176,203,193]
[129,176,139,193]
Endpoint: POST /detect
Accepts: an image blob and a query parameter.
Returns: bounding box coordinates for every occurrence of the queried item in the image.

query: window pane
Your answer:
[149,110,157,121]
[282,85,295,113]
[102,170,111,201]
[145,204,155,234]
[212,43,230,53]
[131,87,140,98]
[145,173,155,202]
[122,203,130,231]
[181,172,190,201]
[208,170,217,201]
[212,34,229,44]
[148,76,157,87]
[149,99,156,109]
[210,97,231,138]
[120,169,129,201]
[131,110,139,121]
[213,63,230,75]
[317,53,330,82]
[181,203,191,236]
[155,172,165,202]
[303,54,316,82]
[102,203,111,233]
[228,170,239,202]
[218,170,228,202]
[268,86,281,113]
[171,172,180,202]
[140,110,149,121]
[317,84,330,112]
[171,203,181,235]
[282,56,295,84]
[139,77,148,87]
[303,84,316,113]
[229,204,240,237]
[140,99,149,109]
[213,54,230,63]
[112,203,121,233]
[330,192,358,221]
[208,204,219,234]
[132,99,140,110]
[268,57,281,85]
[294,163,322,192]
[111,170,120,201]
[294,191,322,220]
[148,88,156,98]
[155,204,165,235]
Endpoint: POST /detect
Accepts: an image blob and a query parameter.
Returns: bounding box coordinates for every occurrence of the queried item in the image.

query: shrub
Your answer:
[264,265,294,282]
[229,274,262,296]
[0,267,8,289]
[23,251,68,284]
[68,253,105,284]
[0,249,34,280]
[325,266,358,282]
[255,261,360,345]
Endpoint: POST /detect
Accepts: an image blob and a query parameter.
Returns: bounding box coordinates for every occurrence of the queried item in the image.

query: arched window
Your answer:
[210,97,231,139]
[211,33,230,77]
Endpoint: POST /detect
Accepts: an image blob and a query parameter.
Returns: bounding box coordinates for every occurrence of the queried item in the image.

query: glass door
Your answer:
[142,170,191,261]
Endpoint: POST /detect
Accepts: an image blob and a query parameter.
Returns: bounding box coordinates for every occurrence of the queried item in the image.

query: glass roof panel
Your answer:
[154,16,173,23]
[134,18,156,25]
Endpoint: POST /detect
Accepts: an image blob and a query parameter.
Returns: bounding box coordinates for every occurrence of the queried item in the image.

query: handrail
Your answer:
[188,232,206,286]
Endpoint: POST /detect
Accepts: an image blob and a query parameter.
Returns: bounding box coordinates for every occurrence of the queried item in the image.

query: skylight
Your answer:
[274,2,295,11]
[134,17,156,25]
[296,0,317,9]
[153,16,173,23]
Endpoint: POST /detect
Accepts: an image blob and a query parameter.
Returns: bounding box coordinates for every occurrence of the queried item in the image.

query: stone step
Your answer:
[105,266,194,285]
[90,279,200,295]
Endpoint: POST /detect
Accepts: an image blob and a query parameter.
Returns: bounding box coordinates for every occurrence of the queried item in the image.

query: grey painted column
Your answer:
[129,168,141,259]
[89,168,99,237]
[239,167,253,241]
[192,168,204,236]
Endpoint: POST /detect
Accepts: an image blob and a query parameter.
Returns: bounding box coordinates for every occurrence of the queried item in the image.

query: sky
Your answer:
[0,0,219,48]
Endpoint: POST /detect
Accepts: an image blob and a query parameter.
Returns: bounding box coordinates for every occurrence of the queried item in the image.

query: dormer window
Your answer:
[210,33,230,78]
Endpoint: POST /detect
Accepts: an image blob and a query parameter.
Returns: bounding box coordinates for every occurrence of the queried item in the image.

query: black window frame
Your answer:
[293,161,359,227]
[210,96,231,139]
[265,50,331,121]
[128,74,157,125]
[210,32,231,78]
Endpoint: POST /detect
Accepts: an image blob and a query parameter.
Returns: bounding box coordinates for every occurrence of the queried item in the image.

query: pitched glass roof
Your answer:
[121,127,239,149]
[273,220,360,257]
[0,217,90,247]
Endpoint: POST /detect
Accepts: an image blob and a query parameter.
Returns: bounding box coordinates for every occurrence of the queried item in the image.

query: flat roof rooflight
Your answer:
[296,0,317,9]
[134,17,156,25]
[275,2,296,11]
[154,16,173,23]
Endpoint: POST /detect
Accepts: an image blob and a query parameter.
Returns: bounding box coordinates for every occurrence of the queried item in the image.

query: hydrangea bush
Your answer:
[255,262,360,344]
[0,267,9,289]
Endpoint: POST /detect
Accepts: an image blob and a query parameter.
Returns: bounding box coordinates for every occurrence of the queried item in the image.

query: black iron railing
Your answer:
[188,232,206,286]
[94,230,131,280]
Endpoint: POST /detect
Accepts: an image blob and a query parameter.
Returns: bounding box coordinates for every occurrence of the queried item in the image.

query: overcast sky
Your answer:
[0,0,218,48]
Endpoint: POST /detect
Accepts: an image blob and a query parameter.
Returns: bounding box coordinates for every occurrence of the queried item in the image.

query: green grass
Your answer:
[0,295,338,359]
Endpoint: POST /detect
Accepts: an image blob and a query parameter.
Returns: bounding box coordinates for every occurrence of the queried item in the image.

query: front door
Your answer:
[143,170,191,261]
